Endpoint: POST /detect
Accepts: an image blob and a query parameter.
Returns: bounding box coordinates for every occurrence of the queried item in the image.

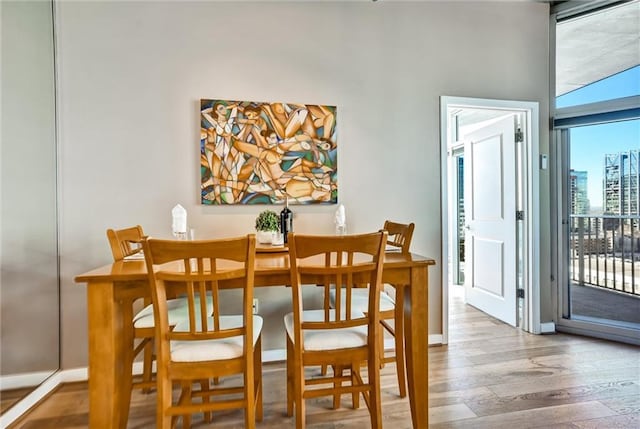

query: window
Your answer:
[553,0,640,344]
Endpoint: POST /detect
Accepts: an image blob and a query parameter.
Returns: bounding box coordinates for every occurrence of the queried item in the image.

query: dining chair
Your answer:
[142,235,262,429]
[106,224,145,261]
[106,225,157,392]
[285,231,387,429]
[329,220,414,398]
[107,225,214,395]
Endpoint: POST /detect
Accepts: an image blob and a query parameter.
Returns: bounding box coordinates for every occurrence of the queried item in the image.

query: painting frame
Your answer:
[200,99,338,205]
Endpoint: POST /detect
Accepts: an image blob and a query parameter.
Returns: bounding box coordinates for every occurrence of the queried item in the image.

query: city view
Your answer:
[562,63,639,323]
[569,146,639,298]
[568,113,639,326]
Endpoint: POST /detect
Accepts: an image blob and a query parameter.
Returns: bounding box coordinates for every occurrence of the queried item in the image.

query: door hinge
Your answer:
[515,128,524,143]
[516,210,524,221]
[517,289,525,299]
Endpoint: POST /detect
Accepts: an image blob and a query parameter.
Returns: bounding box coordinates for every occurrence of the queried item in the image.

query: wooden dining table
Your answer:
[75,249,435,428]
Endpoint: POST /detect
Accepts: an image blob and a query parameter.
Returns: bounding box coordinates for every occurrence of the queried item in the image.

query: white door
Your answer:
[464,115,518,326]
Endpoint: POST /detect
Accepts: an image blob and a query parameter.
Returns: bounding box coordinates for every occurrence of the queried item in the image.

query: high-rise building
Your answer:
[604,150,639,217]
[569,169,590,215]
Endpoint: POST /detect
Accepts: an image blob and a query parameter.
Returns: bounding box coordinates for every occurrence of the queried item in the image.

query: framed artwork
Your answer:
[200,99,338,205]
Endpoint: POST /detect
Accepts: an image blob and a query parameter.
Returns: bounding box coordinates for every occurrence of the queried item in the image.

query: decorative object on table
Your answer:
[335,203,347,235]
[200,98,338,205]
[171,204,187,239]
[279,197,293,244]
[255,209,280,244]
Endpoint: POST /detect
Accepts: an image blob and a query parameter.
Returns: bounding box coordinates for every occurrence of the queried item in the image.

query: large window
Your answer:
[553,0,640,345]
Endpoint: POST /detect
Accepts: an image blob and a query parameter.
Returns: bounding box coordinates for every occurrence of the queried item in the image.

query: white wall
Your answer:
[56,0,550,368]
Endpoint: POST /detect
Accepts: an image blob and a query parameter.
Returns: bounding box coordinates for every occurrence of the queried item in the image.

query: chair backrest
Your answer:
[106,225,145,261]
[383,221,415,254]
[288,231,387,349]
[142,235,256,360]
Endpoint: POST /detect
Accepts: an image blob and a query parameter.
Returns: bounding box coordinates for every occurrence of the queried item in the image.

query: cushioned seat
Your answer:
[170,315,263,362]
[284,309,368,351]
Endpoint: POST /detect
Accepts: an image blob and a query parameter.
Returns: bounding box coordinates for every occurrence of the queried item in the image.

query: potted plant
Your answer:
[255,210,279,244]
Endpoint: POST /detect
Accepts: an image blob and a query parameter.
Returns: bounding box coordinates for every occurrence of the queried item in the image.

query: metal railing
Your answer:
[570,214,640,296]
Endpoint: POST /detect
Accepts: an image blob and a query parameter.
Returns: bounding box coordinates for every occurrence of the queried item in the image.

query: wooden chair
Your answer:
[329,220,414,398]
[142,235,262,429]
[106,224,145,261]
[106,225,156,392]
[378,220,414,397]
[285,231,387,429]
[107,226,214,394]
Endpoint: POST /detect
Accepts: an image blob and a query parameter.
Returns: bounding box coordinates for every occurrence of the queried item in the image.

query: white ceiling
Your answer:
[555,0,640,96]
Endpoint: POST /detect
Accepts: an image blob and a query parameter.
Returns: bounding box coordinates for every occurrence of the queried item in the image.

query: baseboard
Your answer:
[262,349,286,363]
[0,371,55,390]
[540,322,556,334]
[428,334,443,345]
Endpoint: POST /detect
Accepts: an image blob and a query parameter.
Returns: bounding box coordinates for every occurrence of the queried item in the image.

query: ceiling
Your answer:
[555,0,640,96]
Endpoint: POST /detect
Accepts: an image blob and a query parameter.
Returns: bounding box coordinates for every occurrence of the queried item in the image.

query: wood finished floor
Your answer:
[8,286,640,428]
[1,387,32,414]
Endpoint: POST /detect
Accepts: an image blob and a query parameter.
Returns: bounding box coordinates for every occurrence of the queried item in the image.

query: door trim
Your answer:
[440,96,541,344]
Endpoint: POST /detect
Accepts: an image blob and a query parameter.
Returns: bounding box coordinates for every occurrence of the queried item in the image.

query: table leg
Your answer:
[403,265,428,428]
[87,281,132,428]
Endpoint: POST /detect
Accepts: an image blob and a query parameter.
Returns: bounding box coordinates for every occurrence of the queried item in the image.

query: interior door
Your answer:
[464,115,518,326]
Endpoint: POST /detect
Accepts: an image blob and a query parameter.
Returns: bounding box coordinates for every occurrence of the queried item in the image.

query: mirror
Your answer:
[0,0,59,413]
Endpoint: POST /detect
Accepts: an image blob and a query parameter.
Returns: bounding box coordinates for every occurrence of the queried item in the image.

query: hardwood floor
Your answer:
[8,286,639,428]
[1,388,32,415]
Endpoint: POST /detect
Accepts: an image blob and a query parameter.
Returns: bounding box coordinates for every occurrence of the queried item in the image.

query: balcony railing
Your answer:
[570,214,640,296]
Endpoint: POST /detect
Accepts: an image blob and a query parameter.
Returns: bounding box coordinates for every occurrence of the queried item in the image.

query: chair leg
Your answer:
[157,375,172,429]
[394,285,407,398]
[254,335,263,422]
[142,339,154,393]
[379,326,386,369]
[351,366,360,409]
[286,335,294,417]
[199,379,212,423]
[333,365,342,409]
[368,357,383,429]
[245,362,256,429]
[294,352,306,429]
[119,324,134,426]
[179,381,192,428]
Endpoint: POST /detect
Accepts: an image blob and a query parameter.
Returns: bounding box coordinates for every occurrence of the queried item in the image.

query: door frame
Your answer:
[440,96,541,344]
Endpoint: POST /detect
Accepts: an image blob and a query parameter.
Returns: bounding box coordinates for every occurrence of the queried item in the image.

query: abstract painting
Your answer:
[200,99,337,205]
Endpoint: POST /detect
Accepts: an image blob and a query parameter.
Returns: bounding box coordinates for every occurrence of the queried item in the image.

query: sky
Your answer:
[558,66,640,211]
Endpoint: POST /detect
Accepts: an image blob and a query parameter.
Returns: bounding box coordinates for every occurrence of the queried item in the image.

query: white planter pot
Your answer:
[257,230,276,244]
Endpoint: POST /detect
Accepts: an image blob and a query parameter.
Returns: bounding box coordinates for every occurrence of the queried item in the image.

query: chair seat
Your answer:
[284,309,368,351]
[329,287,396,313]
[171,315,263,362]
[132,294,214,328]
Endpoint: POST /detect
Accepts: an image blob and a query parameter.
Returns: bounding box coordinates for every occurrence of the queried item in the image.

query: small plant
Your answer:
[255,210,280,232]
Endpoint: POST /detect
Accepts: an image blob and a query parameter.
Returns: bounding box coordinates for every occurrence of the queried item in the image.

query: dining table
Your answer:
[75,246,435,428]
